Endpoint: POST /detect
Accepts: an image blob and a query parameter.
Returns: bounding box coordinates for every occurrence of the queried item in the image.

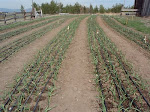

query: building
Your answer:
[121,8,138,16]
[134,0,150,16]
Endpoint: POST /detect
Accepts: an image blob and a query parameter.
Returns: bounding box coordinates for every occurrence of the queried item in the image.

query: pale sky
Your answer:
[0,0,135,9]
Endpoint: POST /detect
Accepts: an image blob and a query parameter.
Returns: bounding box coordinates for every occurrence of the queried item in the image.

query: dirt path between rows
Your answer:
[0,18,75,95]
[50,17,99,112]
[0,18,62,48]
[97,16,150,84]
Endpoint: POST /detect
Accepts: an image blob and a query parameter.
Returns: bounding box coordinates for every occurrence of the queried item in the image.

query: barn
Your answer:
[134,0,150,16]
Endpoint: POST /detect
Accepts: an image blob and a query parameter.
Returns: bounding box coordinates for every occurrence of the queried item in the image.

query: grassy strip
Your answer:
[111,15,150,35]
[102,15,150,52]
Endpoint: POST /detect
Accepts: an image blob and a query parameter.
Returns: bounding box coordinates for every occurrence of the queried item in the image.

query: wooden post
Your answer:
[14,13,17,22]
[132,16,134,21]
[24,10,26,21]
[126,18,128,25]
[4,14,6,24]
[30,12,32,20]
[23,11,25,21]
[67,26,70,30]
[144,36,147,44]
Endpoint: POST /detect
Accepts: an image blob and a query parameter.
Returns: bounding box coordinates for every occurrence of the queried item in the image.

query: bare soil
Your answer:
[0,18,62,48]
[97,16,150,84]
[0,18,75,95]
[49,17,99,112]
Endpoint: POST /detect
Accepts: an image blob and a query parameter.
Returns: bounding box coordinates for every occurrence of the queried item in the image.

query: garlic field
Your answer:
[0,15,149,112]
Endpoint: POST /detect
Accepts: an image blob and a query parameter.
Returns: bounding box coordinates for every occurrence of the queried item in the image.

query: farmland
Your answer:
[0,14,150,112]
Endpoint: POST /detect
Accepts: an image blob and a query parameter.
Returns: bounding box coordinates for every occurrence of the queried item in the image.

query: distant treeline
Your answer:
[31,0,133,14]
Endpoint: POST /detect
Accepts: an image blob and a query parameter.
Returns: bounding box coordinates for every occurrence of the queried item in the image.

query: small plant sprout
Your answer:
[144,36,147,43]
[97,30,99,34]
[67,26,70,30]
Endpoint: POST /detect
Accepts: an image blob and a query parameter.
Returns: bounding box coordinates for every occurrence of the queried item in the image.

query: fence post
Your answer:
[24,13,25,21]
[14,13,17,22]
[23,10,26,21]
[30,12,32,20]
[4,14,6,24]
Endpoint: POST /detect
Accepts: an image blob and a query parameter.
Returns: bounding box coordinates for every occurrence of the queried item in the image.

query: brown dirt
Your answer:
[0,19,62,48]
[49,17,99,112]
[0,18,75,95]
[96,16,150,84]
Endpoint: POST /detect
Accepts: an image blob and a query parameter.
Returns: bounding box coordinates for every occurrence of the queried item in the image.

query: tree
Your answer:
[41,3,50,14]
[49,0,58,14]
[74,2,80,14]
[33,2,40,10]
[20,5,25,13]
[94,5,98,13]
[58,3,63,13]
[111,4,122,13]
[105,8,111,13]
[99,5,105,13]
[89,4,93,14]
[83,6,87,13]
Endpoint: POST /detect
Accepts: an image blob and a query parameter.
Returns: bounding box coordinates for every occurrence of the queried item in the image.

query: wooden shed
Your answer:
[134,0,150,16]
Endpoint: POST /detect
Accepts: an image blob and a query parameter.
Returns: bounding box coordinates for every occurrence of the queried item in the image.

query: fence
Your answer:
[0,12,34,25]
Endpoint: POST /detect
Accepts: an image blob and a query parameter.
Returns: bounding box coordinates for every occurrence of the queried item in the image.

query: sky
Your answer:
[0,0,135,9]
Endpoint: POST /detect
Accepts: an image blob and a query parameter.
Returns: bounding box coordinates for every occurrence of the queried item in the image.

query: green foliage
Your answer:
[41,3,50,14]
[83,6,86,13]
[112,16,150,35]
[62,5,74,13]
[49,0,58,14]
[99,5,105,13]
[74,2,80,14]
[35,1,124,14]
[94,5,98,13]
[33,2,40,10]
[20,5,24,13]
[57,3,63,13]
[111,3,123,13]
[90,4,93,14]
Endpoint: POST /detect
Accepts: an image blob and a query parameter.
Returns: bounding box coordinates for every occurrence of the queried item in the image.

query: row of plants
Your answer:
[0,17,61,42]
[111,15,150,35]
[0,16,58,32]
[102,15,150,52]
[0,15,86,111]
[0,17,69,63]
[88,16,150,111]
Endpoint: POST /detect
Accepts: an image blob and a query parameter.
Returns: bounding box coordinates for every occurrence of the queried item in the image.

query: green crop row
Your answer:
[0,16,59,32]
[0,18,67,63]
[0,15,86,111]
[111,15,150,35]
[102,15,150,52]
[0,17,60,42]
[88,15,150,112]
